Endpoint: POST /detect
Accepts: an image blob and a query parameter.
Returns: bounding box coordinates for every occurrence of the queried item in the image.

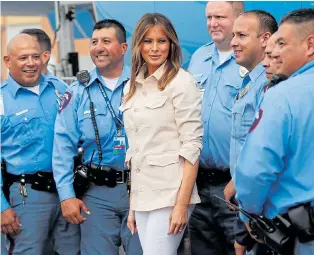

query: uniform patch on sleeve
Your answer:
[249,109,263,133]
[58,91,72,114]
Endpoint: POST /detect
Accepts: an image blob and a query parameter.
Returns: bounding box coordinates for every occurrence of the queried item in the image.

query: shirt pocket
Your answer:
[144,95,173,127]
[218,83,241,111]
[8,108,46,146]
[145,153,182,190]
[194,74,208,89]
[119,97,135,113]
[119,98,135,129]
[144,96,168,109]
[232,102,255,139]
[78,104,109,141]
[194,74,208,99]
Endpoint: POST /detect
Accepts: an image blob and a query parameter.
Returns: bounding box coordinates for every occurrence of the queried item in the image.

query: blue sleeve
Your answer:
[234,91,291,221]
[0,172,10,213]
[52,85,81,201]
[1,101,10,212]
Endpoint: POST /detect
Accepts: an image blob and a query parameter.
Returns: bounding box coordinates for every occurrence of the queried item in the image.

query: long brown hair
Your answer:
[125,13,182,102]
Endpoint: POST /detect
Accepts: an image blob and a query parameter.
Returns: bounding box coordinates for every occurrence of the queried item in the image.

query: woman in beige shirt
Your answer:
[119,13,203,254]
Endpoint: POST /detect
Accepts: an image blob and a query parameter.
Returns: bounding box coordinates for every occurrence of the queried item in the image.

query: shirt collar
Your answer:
[6,74,50,98]
[248,62,265,83]
[204,45,235,64]
[87,65,131,88]
[45,71,54,79]
[291,60,314,77]
[136,61,167,84]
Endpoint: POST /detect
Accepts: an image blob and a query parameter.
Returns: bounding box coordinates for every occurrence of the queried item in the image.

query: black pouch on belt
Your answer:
[288,203,314,243]
[31,171,57,193]
[92,167,117,188]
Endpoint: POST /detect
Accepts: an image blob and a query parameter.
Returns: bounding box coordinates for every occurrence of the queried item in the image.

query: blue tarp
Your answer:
[48,1,311,67]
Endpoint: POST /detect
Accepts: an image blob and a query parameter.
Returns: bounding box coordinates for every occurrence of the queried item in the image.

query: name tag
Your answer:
[113,136,126,155]
[16,109,29,116]
[237,85,250,100]
[84,109,97,115]
[199,88,205,99]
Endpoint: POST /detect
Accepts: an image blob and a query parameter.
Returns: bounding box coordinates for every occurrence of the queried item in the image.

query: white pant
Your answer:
[135,205,195,255]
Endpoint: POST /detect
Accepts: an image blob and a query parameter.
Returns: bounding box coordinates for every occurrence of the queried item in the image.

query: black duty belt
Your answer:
[197,167,231,186]
[88,164,129,184]
[6,171,57,193]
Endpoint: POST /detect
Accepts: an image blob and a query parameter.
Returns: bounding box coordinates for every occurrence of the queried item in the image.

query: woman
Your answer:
[119,13,203,254]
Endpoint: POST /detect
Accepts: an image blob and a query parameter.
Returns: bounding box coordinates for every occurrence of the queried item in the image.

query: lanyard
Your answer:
[96,79,126,135]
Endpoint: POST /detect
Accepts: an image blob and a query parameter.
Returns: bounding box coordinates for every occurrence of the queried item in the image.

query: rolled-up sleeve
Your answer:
[171,72,203,165]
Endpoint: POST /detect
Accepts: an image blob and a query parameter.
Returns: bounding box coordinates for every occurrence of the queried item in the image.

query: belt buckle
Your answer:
[116,170,124,184]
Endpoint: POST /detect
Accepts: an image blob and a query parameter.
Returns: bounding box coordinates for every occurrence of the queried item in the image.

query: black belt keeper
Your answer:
[197,167,231,186]
[6,171,57,193]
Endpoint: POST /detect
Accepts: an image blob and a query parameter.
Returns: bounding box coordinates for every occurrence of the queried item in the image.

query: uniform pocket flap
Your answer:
[193,74,208,86]
[147,153,179,167]
[9,109,43,126]
[78,104,107,121]
[225,82,241,90]
[144,96,167,109]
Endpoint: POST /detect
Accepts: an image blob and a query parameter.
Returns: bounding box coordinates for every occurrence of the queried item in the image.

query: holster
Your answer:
[73,164,90,198]
[249,215,294,255]
[288,203,314,243]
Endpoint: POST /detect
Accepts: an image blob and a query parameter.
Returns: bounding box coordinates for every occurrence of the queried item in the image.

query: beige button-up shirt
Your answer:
[119,64,203,211]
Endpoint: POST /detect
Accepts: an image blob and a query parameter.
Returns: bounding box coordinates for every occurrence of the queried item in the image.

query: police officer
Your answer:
[188,2,245,254]
[225,10,277,255]
[52,19,142,255]
[1,34,80,254]
[234,8,314,255]
[21,28,69,87]
[262,32,280,83]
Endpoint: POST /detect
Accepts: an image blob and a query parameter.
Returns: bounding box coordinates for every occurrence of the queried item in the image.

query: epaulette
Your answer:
[1,81,8,89]
[199,41,214,49]
[69,80,80,88]
[200,41,214,48]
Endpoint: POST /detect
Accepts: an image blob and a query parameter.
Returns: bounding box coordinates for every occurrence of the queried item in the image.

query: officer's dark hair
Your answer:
[281,8,314,25]
[280,8,314,40]
[243,10,278,35]
[21,28,52,52]
[93,19,126,43]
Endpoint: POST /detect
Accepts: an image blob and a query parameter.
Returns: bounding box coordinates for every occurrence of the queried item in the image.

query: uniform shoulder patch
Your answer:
[58,91,72,114]
[249,109,263,133]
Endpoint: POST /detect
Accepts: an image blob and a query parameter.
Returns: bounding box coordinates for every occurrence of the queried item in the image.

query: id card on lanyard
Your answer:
[96,79,127,155]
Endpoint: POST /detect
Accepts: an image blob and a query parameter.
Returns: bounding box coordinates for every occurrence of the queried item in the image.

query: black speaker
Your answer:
[68,52,79,76]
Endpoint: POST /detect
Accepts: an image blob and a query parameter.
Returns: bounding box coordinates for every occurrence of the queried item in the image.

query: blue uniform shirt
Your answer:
[0,74,67,212]
[188,42,243,170]
[235,60,314,221]
[53,66,130,202]
[230,63,267,175]
[45,71,69,88]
